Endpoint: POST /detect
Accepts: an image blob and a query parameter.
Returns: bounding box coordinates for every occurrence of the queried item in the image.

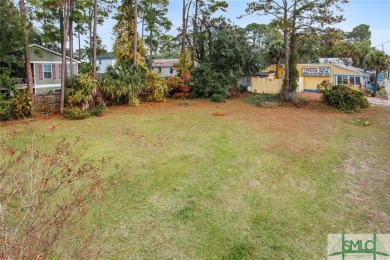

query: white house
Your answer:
[95,52,116,74]
[152,59,179,78]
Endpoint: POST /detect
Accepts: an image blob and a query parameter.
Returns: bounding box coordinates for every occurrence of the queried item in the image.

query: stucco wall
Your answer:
[152,67,176,78]
[97,59,115,74]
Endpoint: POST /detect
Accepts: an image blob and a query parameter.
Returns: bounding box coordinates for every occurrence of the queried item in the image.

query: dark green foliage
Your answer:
[63,107,91,120]
[79,63,94,74]
[193,21,263,101]
[101,60,147,106]
[191,63,233,102]
[0,0,24,70]
[322,86,369,112]
[0,73,16,120]
[65,74,99,109]
[0,72,17,90]
[248,93,280,107]
[210,93,226,103]
[0,95,12,121]
[89,104,105,116]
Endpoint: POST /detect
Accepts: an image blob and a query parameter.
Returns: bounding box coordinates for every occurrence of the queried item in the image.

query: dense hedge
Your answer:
[321,85,369,112]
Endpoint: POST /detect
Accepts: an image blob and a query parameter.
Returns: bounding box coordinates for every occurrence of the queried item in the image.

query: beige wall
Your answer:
[263,63,364,91]
[250,77,283,94]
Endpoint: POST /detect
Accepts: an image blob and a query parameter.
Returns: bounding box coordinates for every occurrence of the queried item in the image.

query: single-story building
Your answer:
[16,44,80,94]
[262,63,368,93]
[96,52,116,75]
[152,59,179,78]
[93,55,179,78]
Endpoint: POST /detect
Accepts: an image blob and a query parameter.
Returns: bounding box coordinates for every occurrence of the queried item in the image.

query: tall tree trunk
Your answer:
[133,0,138,66]
[191,0,198,64]
[60,0,71,114]
[78,26,81,60]
[92,0,98,78]
[89,8,92,64]
[149,30,153,70]
[181,0,186,54]
[141,12,145,40]
[19,0,33,104]
[69,0,75,76]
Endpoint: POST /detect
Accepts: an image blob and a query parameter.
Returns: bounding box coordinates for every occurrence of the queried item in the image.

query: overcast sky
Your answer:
[96,0,390,54]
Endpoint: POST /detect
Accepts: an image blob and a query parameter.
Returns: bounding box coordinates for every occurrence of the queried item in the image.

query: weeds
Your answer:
[0,133,114,258]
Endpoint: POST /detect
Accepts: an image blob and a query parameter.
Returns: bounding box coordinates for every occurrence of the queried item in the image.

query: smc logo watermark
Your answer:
[328,234,390,259]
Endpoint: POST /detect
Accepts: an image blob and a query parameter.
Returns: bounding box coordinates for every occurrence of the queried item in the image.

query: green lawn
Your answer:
[1,99,389,259]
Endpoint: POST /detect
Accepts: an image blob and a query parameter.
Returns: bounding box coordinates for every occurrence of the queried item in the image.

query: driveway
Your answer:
[366,80,390,106]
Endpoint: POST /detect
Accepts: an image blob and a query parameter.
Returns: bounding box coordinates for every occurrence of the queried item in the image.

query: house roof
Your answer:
[319,57,353,65]
[334,63,367,76]
[29,44,81,63]
[96,52,115,60]
[152,59,179,68]
[254,72,275,77]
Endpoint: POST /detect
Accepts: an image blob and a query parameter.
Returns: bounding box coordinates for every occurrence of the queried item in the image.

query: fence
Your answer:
[250,77,283,94]
[33,93,61,114]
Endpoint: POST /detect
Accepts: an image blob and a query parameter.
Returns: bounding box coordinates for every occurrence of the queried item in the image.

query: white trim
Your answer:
[33,61,76,64]
[29,44,81,63]
[43,64,53,79]
[34,84,61,88]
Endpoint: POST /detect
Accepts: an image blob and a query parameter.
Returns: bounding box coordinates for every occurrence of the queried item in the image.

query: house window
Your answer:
[336,75,348,85]
[349,76,361,85]
[43,64,52,79]
[170,68,174,74]
[67,64,71,77]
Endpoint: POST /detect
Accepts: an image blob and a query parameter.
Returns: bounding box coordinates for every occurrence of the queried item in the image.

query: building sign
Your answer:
[303,66,331,76]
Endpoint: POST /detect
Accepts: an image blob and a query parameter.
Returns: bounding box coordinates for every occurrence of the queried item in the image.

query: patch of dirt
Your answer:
[212,112,227,116]
[299,92,323,101]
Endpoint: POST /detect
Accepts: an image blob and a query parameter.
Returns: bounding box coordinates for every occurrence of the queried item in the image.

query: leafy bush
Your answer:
[248,94,280,107]
[0,136,112,258]
[79,62,94,74]
[191,63,233,102]
[210,93,226,103]
[89,104,105,116]
[100,60,147,106]
[63,107,91,120]
[0,95,12,121]
[292,96,309,107]
[0,70,16,121]
[321,85,369,112]
[166,75,190,99]
[143,72,169,102]
[11,89,32,119]
[0,72,17,90]
[66,74,100,111]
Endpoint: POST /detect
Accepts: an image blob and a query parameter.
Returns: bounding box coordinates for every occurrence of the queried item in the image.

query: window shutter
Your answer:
[38,64,43,80]
[59,65,62,79]
[52,64,56,79]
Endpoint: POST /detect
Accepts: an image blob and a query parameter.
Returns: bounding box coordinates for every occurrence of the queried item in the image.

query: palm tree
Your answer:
[101,60,147,105]
[364,50,388,95]
[268,40,284,79]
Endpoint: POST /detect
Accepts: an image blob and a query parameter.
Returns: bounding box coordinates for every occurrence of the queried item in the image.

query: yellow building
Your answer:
[263,63,368,92]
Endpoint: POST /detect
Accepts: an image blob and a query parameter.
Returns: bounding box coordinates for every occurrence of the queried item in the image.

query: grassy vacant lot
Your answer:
[1,98,389,259]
